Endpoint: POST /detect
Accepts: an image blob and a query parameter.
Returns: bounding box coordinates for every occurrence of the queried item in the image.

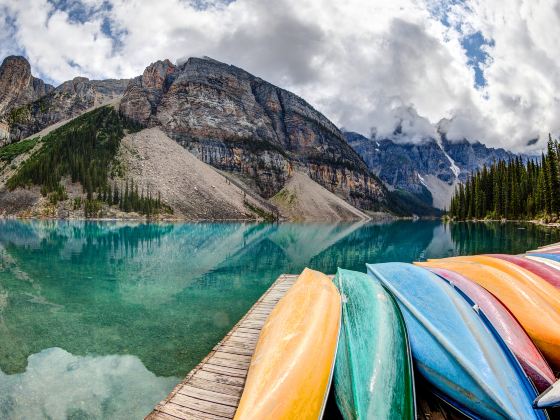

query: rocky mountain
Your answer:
[0,55,390,220]
[119,57,388,211]
[0,56,53,141]
[0,104,369,221]
[0,56,53,114]
[0,56,129,144]
[346,131,519,210]
[8,54,516,219]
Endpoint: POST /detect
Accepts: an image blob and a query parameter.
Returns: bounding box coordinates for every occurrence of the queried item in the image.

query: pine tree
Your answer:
[113,184,119,205]
[547,135,560,214]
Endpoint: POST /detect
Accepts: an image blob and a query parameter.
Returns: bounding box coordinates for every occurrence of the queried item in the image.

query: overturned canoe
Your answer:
[416,256,560,369]
[488,254,560,289]
[535,380,560,409]
[528,253,560,262]
[367,262,546,419]
[526,254,560,271]
[333,269,415,419]
[234,268,341,420]
[427,266,555,393]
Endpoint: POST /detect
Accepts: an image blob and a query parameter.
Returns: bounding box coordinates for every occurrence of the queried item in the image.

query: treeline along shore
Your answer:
[449,135,560,223]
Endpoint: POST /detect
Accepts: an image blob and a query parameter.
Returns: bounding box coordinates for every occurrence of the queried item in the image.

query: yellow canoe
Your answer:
[234,268,341,420]
[416,256,560,369]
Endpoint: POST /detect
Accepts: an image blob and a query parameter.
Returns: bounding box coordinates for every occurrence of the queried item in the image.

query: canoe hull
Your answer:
[427,266,555,393]
[526,255,560,272]
[529,253,560,262]
[334,269,415,419]
[417,256,560,369]
[368,262,545,420]
[488,254,560,289]
[234,268,341,420]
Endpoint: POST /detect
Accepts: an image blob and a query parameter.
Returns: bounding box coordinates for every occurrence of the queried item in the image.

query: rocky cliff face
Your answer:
[0,56,53,114]
[0,56,53,140]
[3,76,129,142]
[120,57,387,210]
[346,131,518,209]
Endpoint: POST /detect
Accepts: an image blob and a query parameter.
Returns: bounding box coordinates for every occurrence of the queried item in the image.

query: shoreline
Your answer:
[0,213,426,224]
[0,210,405,223]
[443,218,560,228]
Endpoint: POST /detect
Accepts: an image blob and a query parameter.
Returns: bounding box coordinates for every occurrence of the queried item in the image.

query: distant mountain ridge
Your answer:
[345,131,520,209]
[0,56,129,144]
[0,54,528,218]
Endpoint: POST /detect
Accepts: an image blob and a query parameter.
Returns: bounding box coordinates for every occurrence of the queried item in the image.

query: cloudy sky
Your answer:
[0,0,558,151]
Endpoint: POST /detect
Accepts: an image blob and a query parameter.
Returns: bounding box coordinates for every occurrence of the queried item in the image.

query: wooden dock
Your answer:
[147,273,460,420]
[147,274,298,420]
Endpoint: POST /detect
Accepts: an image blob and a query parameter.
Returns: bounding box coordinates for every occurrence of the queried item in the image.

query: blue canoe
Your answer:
[367,262,546,420]
[528,253,560,263]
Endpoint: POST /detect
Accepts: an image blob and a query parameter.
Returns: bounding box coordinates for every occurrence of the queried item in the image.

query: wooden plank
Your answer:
[238,322,265,329]
[178,385,240,407]
[170,388,238,417]
[204,362,248,377]
[245,314,268,320]
[188,377,243,397]
[193,370,245,388]
[223,340,257,348]
[146,411,182,420]
[218,345,255,356]
[207,357,250,370]
[233,326,261,333]
[157,402,230,420]
[235,327,262,335]
[212,351,252,362]
[223,336,257,346]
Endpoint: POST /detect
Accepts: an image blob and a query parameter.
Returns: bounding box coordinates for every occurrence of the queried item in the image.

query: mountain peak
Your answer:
[141,59,176,90]
[0,55,53,129]
[1,55,31,74]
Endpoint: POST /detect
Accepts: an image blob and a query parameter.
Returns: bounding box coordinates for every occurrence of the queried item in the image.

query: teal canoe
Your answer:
[333,268,416,419]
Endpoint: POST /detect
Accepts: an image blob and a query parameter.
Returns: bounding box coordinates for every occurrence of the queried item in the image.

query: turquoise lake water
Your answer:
[0,219,558,419]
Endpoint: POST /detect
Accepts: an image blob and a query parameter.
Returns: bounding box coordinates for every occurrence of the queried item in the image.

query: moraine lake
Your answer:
[0,219,559,419]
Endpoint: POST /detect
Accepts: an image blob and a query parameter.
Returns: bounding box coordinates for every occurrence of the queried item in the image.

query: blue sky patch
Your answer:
[461,31,494,88]
[47,0,112,25]
[428,1,493,88]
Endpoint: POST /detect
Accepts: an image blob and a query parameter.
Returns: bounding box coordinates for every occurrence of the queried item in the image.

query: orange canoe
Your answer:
[416,256,560,369]
[234,268,341,420]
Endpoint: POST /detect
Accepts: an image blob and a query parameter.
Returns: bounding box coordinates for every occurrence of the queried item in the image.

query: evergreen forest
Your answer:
[449,135,560,221]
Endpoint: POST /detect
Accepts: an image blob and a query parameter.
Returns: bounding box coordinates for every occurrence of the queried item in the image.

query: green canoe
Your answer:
[333,268,416,419]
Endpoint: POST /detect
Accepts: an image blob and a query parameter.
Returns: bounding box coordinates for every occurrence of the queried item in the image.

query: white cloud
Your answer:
[0,0,559,151]
[0,347,177,419]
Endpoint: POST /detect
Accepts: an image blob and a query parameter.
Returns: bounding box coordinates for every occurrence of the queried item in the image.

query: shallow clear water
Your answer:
[0,219,558,419]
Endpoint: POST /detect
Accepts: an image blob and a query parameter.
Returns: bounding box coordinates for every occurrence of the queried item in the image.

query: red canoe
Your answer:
[427,267,556,393]
[487,254,560,289]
